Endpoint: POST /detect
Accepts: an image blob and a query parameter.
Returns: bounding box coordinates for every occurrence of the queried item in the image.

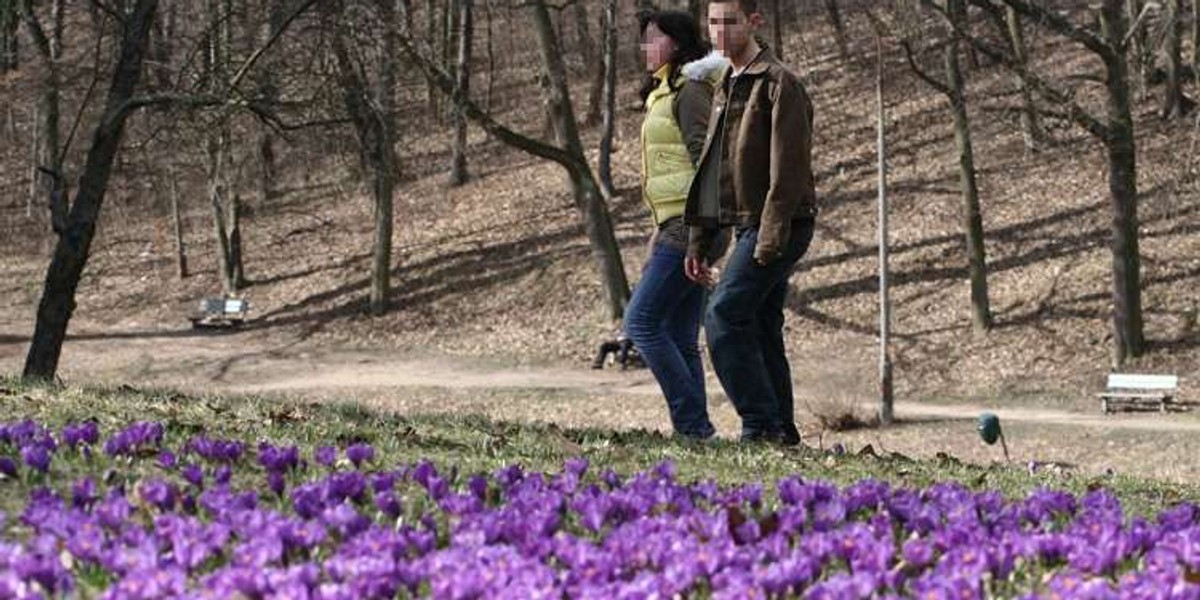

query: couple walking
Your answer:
[626,0,817,444]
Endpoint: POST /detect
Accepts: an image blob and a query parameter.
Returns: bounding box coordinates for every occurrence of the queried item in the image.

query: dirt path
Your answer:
[228,353,1200,432]
[3,325,1200,483]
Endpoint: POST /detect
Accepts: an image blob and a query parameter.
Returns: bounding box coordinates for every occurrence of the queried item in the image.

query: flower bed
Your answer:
[0,419,1197,599]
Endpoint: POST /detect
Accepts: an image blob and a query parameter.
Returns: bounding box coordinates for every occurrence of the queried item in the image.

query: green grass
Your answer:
[0,375,1196,518]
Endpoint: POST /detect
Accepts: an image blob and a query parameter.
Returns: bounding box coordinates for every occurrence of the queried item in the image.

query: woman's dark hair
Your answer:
[638,10,712,102]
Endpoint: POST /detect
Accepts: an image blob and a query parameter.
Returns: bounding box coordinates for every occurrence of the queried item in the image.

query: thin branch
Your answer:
[227,0,323,93]
[923,0,1110,139]
[87,0,124,24]
[967,0,1114,61]
[59,11,110,168]
[395,29,584,172]
[18,0,53,61]
[902,40,953,96]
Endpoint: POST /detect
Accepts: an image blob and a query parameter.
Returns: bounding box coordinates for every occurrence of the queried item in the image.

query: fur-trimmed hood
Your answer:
[680,51,730,82]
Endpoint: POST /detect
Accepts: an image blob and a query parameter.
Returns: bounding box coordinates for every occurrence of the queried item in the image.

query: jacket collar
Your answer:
[731,46,774,77]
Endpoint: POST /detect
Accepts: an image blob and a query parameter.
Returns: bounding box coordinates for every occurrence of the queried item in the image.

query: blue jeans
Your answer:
[705,220,815,442]
[625,242,716,439]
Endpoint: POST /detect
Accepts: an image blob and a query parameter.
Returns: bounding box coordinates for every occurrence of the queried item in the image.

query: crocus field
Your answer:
[1,416,1199,600]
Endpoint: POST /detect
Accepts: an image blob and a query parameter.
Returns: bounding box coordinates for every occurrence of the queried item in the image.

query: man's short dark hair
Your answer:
[710,0,759,14]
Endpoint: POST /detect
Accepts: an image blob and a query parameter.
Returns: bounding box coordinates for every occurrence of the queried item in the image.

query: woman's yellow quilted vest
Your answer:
[641,65,695,226]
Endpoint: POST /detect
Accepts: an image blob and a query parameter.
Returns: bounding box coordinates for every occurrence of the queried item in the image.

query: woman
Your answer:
[625,10,729,440]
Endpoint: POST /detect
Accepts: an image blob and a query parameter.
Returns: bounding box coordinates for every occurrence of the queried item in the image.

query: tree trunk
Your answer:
[255,0,285,204]
[1161,0,1188,119]
[151,0,176,91]
[1099,0,1144,364]
[207,132,236,294]
[597,0,618,199]
[823,0,849,60]
[449,0,472,186]
[572,0,593,74]
[442,0,457,123]
[425,0,440,119]
[531,0,629,319]
[28,106,39,219]
[484,0,495,111]
[583,0,603,127]
[0,1,18,72]
[946,0,992,333]
[24,0,159,381]
[1126,0,1152,93]
[1192,0,1200,86]
[19,0,64,225]
[168,166,188,279]
[228,194,245,289]
[330,0,400,316]
[373,0,400,316]
[1006,5,1041,152]
[49,0,63,58]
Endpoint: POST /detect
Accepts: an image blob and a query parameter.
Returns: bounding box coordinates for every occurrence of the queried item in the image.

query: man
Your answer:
[684,0,817,444]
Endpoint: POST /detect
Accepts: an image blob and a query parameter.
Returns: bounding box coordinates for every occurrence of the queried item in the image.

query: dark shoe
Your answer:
[779,424,802,447]
[739,429,783,444]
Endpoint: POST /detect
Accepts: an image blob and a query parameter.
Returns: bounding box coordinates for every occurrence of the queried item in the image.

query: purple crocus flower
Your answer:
[0,457,17,478]
[62,422,100,449]
[268,471,287,497]
[315,446,337,467]
[182,463,204,488]
[20,445,50,473]
[215,465,233,486]
[139,478,179,512]
[72,477,100,510]
[346,443,374,468]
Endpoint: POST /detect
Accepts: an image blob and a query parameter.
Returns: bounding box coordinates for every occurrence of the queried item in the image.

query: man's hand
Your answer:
[685,257,716,287]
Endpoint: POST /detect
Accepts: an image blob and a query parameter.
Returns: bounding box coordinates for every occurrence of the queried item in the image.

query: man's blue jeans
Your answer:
[625,242,716,439]
[705,220,815,442]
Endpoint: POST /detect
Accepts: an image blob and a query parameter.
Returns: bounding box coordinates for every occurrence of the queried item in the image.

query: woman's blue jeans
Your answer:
[625,242,716,439]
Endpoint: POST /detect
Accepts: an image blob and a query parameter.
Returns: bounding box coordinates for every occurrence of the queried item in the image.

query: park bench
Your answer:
[189,297,249,329]
[1098,373,1179,414]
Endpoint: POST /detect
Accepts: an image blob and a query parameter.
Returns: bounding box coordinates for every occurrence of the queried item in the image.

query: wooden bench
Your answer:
[190,297,249,329]
[1098,373,1179,414]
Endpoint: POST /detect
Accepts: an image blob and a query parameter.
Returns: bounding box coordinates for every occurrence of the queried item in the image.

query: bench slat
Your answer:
[1098,392,1171,400]
[1106,373,1179,390]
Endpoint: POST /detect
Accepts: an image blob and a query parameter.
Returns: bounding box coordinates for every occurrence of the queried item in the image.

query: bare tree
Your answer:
[330,0,402,316]
[956,0,1145,363]
[24,0,160,381]
[207,131,239,292]
[597,0,617,199]
[0,0,18,73]
[579,0,603,127]
[529,0,628,317]
[1192,0,1200,84]
[1003,5,1041,151]
[824,0,849,60]
[1126,0,1153,92]
[19,0,66,226]
[449,0,472,186]
[167,165,188,279]
[904,0,992,333]
[399,0,631,319]
[204,0,244,293]
[1160,0,1191,118]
